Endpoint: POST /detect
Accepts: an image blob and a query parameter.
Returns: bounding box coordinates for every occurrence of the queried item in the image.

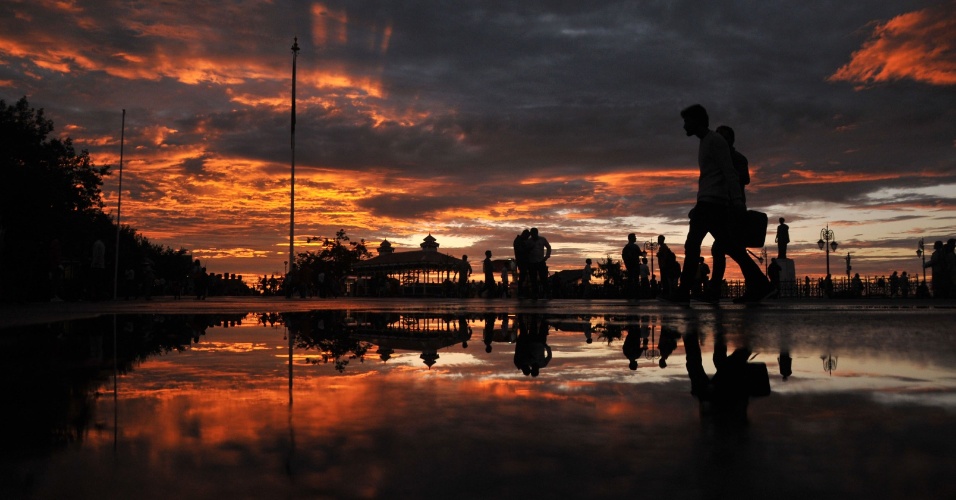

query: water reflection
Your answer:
[3,308,956,498]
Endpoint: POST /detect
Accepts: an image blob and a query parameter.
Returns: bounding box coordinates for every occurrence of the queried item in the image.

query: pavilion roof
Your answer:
[352,250,464,273]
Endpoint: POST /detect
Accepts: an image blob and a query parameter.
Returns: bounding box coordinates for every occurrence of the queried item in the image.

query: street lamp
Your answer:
[643,241,658,280]
[817,225,838,276]
[289,37,300,276]
[917,238,926,284]
[821,354,838,376]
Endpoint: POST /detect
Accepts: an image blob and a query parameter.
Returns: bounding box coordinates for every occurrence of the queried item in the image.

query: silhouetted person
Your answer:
[775,217,790,259]
[582,258,593,298]
[708,125,750,302]
[513,229,531,298]
[889,271,900,297]
[622,233,644,299]
[458,255,472,297]
[640,257,650,296]
[945,239,956,298]
[778,351,793,380]
[696,257,710,295]
[768,257,781,293]
[716,125,750,202]
[669,104,770,303]
[925,240,946,298]
[526,228,551,300]
[656,235,678,297]
[900,271,910,298]
[481,250,496,298]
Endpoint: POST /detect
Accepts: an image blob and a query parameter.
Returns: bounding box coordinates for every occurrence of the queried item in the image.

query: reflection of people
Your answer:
[657,325,680,368]
[684,325,764,423]
[483,313,496,353]
[622,327,648,370]
[775,217,790,259]
[514,314,552,377]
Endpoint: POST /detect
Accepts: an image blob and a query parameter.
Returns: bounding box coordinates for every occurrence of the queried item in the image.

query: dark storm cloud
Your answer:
[3,0,954,277]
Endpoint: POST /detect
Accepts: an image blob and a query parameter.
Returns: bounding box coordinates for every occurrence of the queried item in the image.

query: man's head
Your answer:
[779,217,786,224]
[485,250,492,257]
[657,234,665,244]
[530,227,539,238]
[681,104,709,137]
[628,233,636,243]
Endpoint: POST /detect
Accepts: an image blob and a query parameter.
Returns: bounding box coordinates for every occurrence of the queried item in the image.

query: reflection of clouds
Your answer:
[191,342,272,353]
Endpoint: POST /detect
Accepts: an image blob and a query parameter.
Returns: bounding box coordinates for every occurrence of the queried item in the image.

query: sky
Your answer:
[2,0,955,282]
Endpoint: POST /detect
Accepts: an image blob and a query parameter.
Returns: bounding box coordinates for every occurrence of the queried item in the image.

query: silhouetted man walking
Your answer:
[667,104,770,304]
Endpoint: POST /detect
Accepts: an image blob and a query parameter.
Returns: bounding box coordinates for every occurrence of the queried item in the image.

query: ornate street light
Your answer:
[817,225,838,276]
[917,238,926,284]
[643,241,658,280]
[821,354,838,376]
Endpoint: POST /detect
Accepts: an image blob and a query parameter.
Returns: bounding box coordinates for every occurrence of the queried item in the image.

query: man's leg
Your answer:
[711,216,770,295]
[677,214,709,297]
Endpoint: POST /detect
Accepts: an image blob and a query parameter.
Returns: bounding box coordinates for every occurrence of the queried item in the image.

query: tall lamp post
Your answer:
[916,238,926,284]
[643,241,658,280]
[289,37,300,276]
[817,225,838,276]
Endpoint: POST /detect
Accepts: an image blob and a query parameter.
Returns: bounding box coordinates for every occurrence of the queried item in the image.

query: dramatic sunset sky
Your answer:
[2,1,954,281]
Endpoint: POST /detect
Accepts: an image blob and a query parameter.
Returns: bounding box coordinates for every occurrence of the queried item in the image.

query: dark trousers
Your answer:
[527,261,548,298]
[679,202,768,294]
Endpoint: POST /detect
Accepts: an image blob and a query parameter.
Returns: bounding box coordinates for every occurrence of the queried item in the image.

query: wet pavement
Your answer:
[1,297,954,499]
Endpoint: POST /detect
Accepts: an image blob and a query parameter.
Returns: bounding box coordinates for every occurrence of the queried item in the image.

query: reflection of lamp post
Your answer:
[917,238,926,284]
[643,323,659,360]
[821,354,838,376]
[817,225,838,276]
[643,242,658,280]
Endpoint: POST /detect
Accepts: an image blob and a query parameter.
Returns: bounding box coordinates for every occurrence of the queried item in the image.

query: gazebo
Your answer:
[352,235,467,296]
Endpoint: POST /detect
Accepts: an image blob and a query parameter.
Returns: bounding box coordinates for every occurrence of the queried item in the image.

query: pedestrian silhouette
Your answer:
[668,104,770,304]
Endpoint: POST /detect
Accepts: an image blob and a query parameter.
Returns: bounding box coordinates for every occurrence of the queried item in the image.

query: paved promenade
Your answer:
[1,295,951,328]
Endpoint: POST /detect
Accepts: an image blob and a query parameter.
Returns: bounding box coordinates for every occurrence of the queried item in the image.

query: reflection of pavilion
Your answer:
[351,313,472,368]
[353,235,466,296]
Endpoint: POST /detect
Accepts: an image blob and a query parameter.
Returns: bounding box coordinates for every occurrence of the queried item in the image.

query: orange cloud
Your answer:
[830,5,956,87]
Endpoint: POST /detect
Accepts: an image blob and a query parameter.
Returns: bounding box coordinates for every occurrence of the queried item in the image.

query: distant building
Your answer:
[352,234,466,296]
